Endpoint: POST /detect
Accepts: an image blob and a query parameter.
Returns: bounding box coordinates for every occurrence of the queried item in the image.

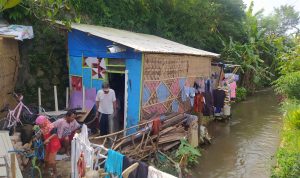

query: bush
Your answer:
[175,139,201,166]
[236,87,247,102]
[274,71,300,100]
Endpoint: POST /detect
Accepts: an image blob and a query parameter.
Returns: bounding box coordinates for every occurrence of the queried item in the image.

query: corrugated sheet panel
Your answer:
[0,131,23,178]
[69,23,220,58]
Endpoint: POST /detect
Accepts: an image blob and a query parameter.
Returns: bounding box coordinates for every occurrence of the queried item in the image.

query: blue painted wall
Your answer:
[68,29,142,133]
[125,54,142,134]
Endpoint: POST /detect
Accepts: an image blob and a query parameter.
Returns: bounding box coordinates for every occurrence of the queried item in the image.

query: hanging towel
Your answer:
[122,156,148,178]
[105,149,124,178]
[147,166,177,178]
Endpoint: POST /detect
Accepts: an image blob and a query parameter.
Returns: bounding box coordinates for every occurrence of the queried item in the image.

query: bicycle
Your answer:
[8,148,43,178]
[1,92,33,135]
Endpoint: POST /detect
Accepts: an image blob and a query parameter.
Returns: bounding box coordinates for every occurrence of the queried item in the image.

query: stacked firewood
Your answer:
[112,113,192,160]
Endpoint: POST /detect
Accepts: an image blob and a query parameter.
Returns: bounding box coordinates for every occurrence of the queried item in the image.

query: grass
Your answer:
[272,100,300,178]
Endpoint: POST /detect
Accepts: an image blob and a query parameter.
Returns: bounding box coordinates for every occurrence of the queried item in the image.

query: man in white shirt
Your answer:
[95,82,117,135]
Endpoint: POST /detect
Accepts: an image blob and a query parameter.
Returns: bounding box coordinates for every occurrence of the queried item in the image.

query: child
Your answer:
[35,115,61,177]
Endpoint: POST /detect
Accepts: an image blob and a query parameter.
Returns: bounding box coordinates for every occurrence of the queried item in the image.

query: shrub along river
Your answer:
[192,89,282,178]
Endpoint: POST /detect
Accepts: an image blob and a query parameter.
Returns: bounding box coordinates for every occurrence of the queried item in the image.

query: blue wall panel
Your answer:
[92,79,102,91]
[68,29,142,135]
[69,56,82,76]
[126,54,142,135]
[82,68,92,88]
[68,29,139,59]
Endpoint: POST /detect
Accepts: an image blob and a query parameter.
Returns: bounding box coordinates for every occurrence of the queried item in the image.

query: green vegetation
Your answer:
[236,87,247,102]
[272,40,300,177]
[271,101,300,178]
[175,139,201,166]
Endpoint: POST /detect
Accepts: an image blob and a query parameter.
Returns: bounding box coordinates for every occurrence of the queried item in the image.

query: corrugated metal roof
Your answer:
[70,23,220,58]
[0,131,23,178]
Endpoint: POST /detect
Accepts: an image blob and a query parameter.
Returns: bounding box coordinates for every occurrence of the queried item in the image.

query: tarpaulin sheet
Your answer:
[85,88,96,110]
[142,86,151,105]
[157,83,170,103]
[0,25,33,41]
[70,90,83,109]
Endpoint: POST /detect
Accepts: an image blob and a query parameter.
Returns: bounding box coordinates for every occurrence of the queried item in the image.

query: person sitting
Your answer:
[53,110,81,155]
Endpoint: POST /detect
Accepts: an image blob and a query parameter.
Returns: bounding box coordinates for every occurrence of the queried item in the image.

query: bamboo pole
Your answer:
[54,86,58,112]
[82,86,86,112]
[38,87,41,114]
[66,87,69,109]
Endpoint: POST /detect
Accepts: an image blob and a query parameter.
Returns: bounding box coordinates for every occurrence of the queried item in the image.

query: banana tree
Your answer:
[0,0,21,11]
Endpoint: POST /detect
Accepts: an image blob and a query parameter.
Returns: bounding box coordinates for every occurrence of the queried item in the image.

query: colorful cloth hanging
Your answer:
[105,149,124,178]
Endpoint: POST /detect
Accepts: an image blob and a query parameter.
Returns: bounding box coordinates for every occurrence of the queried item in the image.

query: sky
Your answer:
[243,0,300,15]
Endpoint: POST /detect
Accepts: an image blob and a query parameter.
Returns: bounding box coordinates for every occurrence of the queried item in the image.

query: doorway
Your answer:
[108,73,125,131]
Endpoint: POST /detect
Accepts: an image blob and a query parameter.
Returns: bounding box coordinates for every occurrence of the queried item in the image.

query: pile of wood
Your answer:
[91,113,196,161]
[9,132,30,171]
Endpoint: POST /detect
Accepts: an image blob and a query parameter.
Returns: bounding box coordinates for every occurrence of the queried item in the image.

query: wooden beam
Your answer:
[10,153,16,178]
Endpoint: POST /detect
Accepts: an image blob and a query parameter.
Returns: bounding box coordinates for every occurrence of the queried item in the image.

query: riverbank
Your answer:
[271,100,300,177]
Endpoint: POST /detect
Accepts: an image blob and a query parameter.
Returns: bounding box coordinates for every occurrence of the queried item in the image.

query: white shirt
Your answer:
[95,89,116,114]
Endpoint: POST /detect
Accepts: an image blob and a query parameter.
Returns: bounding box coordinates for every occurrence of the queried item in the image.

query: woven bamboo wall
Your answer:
[0,37,20,112]
[141,53,212,119]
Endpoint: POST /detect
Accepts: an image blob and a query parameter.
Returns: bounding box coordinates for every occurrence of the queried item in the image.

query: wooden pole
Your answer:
[82,86,86,112]
[54,86,58,112]
[10,153,16,178]
[66,87,69,109]
[38,87,41,114]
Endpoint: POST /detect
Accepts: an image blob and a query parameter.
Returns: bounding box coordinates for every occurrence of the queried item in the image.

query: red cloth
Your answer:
[152,118,161,135]
[77,152,86,178]
[44,132,61,153]
[59,131,75,143]
[194,93,204,113]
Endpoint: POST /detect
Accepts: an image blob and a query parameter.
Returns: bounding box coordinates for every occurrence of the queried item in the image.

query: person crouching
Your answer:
[53,110,81,155]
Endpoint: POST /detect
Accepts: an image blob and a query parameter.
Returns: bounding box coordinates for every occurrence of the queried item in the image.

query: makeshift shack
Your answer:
[65,23,219,134]
[0,21,33,113]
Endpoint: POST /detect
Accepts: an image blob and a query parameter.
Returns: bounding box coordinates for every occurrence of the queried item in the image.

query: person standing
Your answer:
[95,82,117,135]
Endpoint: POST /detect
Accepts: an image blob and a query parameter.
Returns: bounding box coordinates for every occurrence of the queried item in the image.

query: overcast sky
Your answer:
[243,0,300,15]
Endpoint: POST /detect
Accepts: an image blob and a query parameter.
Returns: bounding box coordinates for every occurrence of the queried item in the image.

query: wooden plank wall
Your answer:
[141,53,212,119]
[0,37,19,116]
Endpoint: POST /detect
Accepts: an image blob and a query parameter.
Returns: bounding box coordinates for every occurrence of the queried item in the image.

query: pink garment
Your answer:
[230,81,237,98]
[53,118,81,139]
[35,115,54,135]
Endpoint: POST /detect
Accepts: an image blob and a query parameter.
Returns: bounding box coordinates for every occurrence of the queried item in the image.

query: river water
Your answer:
[192,90,282,178]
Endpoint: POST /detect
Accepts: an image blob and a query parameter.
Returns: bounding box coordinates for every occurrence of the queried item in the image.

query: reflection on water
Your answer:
[192,90,282,178]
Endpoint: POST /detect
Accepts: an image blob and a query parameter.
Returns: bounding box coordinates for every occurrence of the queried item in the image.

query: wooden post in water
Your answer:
[54,86,58,112]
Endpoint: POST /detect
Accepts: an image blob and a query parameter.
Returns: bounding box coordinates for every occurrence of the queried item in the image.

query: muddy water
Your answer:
[192,90,282,178]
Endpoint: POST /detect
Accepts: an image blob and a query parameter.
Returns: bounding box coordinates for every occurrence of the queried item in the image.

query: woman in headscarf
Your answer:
[35,115,61,177]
